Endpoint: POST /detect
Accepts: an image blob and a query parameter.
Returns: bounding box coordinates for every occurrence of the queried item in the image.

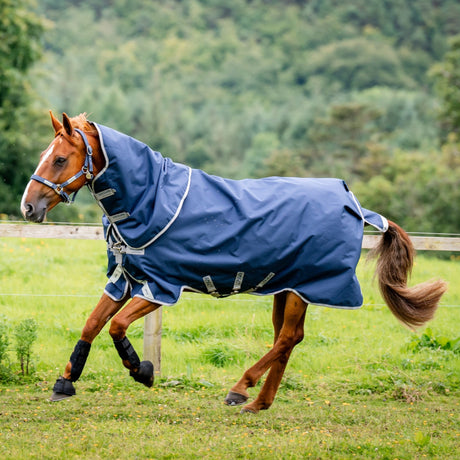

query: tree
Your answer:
[300,38,415,92]
[305,103,382,180]
[430,35,460,140]
[353,147,460,233]
[0,0,46,216]
[19,0,460,229]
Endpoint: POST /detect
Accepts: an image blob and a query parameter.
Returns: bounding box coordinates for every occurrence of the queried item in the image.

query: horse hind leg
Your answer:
[113,336,154,387]
[225,292,287,406]
[242,304,306,414]
[225,292,307,413]
[109,297,160,388]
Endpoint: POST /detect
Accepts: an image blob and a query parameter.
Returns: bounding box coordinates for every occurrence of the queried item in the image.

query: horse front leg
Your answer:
[225,292,307,413]
[51,293,127,401]
[109,297,160,388]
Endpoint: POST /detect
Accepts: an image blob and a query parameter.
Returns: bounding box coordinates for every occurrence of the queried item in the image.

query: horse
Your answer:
[21,112,447,414]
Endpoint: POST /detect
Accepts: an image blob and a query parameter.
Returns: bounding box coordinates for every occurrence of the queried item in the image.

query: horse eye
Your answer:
[54,157,67,166]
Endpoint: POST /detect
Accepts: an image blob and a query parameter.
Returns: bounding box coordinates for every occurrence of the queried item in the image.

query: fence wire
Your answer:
[1,222,458,307]
[0,292,458,308]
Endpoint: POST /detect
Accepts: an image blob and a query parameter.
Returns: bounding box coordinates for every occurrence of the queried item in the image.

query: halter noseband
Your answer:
[30,129,94,204]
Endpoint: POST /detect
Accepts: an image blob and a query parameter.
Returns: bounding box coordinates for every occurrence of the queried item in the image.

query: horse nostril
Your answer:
[25,203,35,217]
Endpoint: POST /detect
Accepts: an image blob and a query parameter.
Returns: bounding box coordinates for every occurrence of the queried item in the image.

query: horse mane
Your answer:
[70,113,97,134]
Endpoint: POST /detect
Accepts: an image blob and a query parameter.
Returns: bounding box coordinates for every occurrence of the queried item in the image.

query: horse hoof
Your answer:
[240,406,258,414]
[50,376,76,401]
[224,391,248,406]
[130,360,154,388]
[50,391,74,402]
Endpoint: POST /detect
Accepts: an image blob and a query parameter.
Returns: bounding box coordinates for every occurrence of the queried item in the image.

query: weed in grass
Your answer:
[164,325,213,343]
[431,381,451,395]
[391,380,425,403]
[159,376,214,390]
[125,322,144,339]
[413,430,431,447]
[280,374,306,391]
[202,342,242,367]
[408,328,460,353]
[317,332,338,346]
[348,380,387,397]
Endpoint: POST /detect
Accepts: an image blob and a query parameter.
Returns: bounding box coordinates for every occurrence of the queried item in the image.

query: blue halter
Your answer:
[30,129,94,204]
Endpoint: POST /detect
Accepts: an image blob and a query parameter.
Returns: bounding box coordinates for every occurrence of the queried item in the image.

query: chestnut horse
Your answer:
[21,112,446,413]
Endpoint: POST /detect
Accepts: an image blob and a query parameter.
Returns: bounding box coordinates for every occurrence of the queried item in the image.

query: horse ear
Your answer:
[62,113,74,137]
[50,110,62,134]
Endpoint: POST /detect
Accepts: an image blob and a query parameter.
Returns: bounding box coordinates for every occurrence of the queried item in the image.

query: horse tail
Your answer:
[370,220,447,329]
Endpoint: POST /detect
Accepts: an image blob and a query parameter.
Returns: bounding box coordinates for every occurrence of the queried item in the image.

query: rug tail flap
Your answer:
[361,207,389,233]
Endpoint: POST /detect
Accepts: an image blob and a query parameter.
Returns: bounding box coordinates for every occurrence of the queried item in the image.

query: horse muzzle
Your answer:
[21,181,51,222]
[22,200,48,223]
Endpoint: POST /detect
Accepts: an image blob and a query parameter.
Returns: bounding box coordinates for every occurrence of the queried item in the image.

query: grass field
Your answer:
[0,237,459,459]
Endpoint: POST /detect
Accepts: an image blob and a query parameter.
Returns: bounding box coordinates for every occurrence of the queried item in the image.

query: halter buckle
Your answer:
[82,167,93,180]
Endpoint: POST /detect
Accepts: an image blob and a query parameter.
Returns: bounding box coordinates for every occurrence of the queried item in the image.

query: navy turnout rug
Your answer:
[89,124,388,309]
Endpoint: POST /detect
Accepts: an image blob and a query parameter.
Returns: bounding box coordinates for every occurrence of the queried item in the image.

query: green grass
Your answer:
[0,238,459,459]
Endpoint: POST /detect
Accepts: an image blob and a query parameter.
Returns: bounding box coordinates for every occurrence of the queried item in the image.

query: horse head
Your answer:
[21,112,102,222]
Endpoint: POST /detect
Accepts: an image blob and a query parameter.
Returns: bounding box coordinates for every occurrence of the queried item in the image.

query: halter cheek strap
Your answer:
[30,128,94,204]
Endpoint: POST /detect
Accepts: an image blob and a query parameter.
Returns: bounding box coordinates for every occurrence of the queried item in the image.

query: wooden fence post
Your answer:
[143,307,162,377]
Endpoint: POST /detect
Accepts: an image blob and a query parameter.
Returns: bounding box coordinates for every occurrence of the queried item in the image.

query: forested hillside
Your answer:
[2,0,460,232]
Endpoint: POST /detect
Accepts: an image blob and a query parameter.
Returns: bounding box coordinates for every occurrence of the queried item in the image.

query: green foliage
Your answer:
[0,316,12,381]
[430,34,460,139]
[2,0,460,233]
[14,318,38,375]
[0,315,40,381]
[300,38,416,91]
[0,317,8,362]
[305,102,383,180]
[34,0,459,166]
[202,341,242,367]
[0,0,48,216]
[351,146,460,233]
[408,328,460,354]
